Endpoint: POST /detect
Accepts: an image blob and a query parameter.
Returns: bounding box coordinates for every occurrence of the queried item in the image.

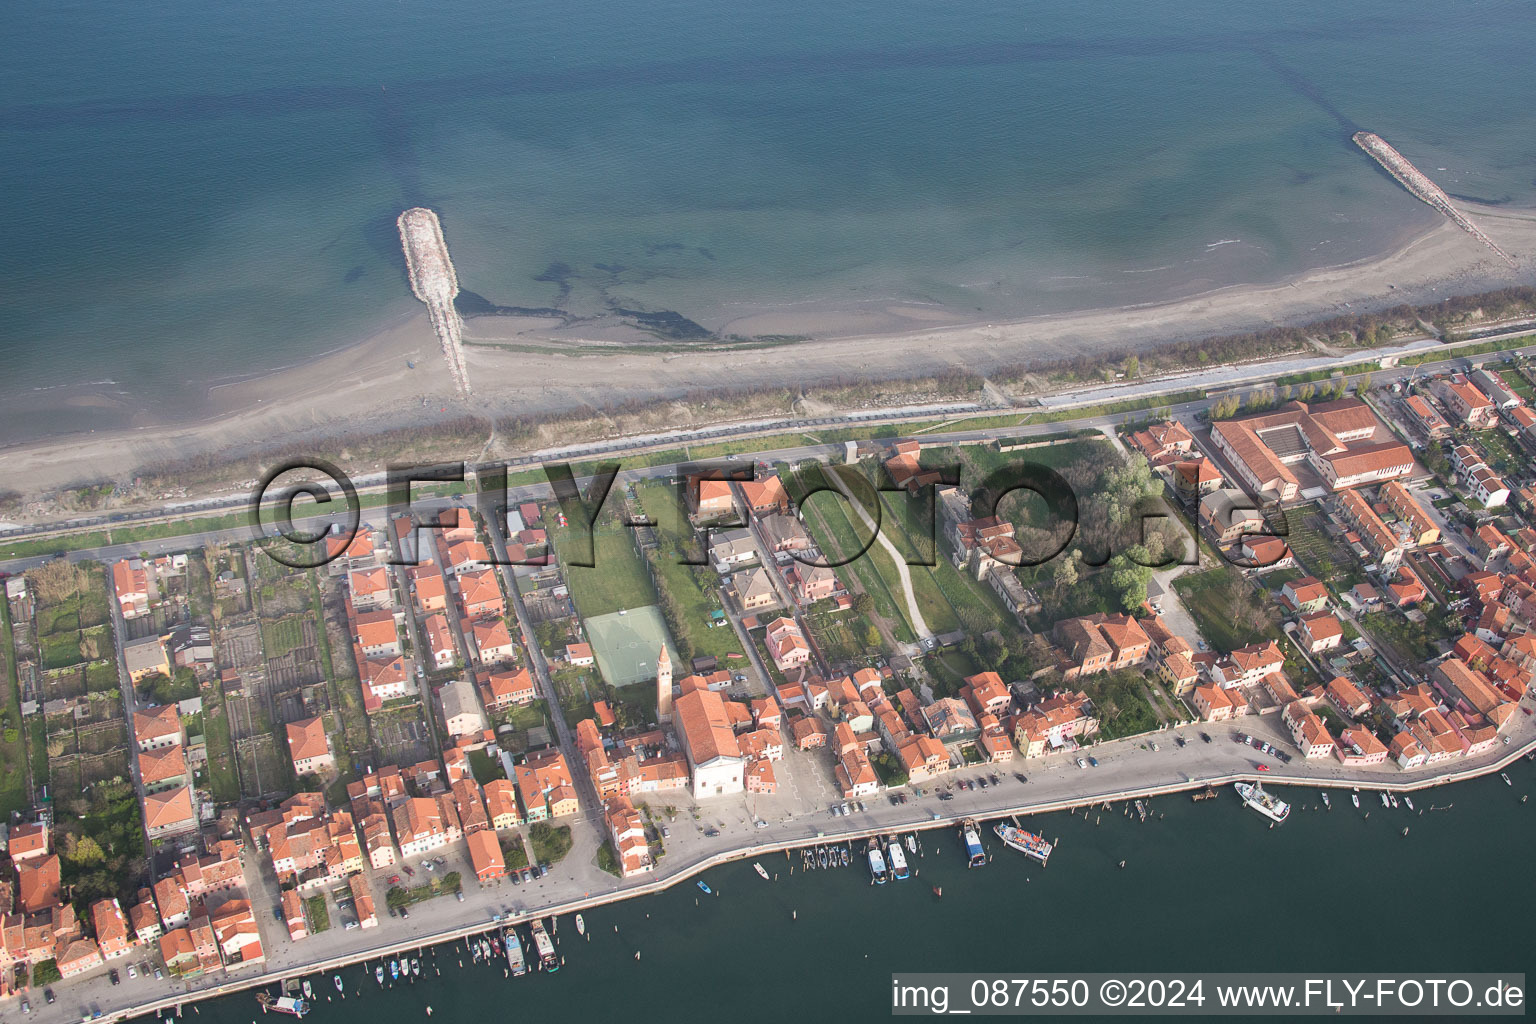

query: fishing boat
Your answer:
[753,862,769,880]
[841,845,850,867]
[819,847,830,870]
[1379,791,1389,808]
[696,880,713,895]
[390,960,399,981]
[960,819,986,868]
[932,886,942,898]
[867,839,888,884]
[886,836,910,880]
[575,915,585,936]
[1388,793,1399,809]
[1404,796,1415,812]
[1502,772,1513,786]
[530,919,559,972]
[1351,792,1360,809]
[1319,791,1330,810]
[993,823,1053,865]
[905,834,917,854]
[257,995,309,1018]
[1134,800,1147,822]
[374,967,383,986]
[505,928,528,977]
[1234,781,1290,824]
[333,975,343,993]
[412,958,421,977]
[301,981,312,1001]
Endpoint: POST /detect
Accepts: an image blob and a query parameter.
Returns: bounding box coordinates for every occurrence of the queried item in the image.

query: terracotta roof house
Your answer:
[144,785,198,841]
[18,855,61,914]
[133,704,183,751]
[470,617,516,665]
[739,475,790,516]
[457,569,504,618]
[354,608,402,657]
[1298,612,1344,654]
[483,779,520,830]
[480,667,537,711]
[673,689,744,799]
[466,830,506,882]
[7,822,49,863]
[285,717,334,776]
[139,744,189,793]
[1280,576,1330,613]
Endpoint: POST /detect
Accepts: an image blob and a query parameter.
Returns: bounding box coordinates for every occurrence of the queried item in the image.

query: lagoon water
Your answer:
[4,0,1536,425]
[163,767,1535,1024]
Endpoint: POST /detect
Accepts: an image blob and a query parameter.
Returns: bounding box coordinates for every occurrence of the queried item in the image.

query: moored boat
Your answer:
[867,839,888,884]
[993,823,1053,865]
[1351,792,1360,809]
[696,880,713,895]
[390,960,399,980]
[753,862,769,880]
[301,981,312,1001]
[575,914,585,936]
[1388,793,1399,809]
[504,928,528,977]
[530,919,559,972]
[1320,791,1330,810]
[1502,772,1512,786]
[886,836,910,879]
[1234,781,1290,824]
[905,834,917,854]
[960,819,986,867]
[1404,796,1415,811]
[333,975,343,993]
[257,995,309,1018]
[375,967,383,986]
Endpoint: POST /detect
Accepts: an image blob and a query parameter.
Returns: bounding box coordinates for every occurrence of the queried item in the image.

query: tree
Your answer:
[863,624,881,649]
[1122,354,1139,379]
[1052,558,1079,589]
[64,833,105,866]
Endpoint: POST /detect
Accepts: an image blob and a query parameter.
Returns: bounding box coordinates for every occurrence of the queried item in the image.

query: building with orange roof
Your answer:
[7,822,49,863]
[144,786,198,841]
[516,749,579,820]
[57,937,103,979]
[976,715,1015,762]
[1325,676,1372,718]
[1380,481,1438,546]
[424,613,457,669]
[897,734,950,783]
[763,617,811,671]
[349,874,377,929]
[739,475,790,517]
[112,558,151,619]
[480,667,537,711]
[1282,701,1335,759]
[469,617,516,665]
[674,689,744,799]
[130,890,161,945]
[603,796,653,878]
[1171,458,1224,503]
[18,855,61,914]
[1298,612,1344,654]
[1210,641,1284,687]
[1211,399,1408,500]
[91,898,132,960]
[347,567,393,611]
[392,797,451,857]
[159,927,197,977]
[466,830,506,882]
[565,642,594,667]
[483,779,520,830]
[357,648,409,711]
[960,671,1011,719]
[139,743,188,793]
[1403,393,1450,438]
[690,478,737,520]
[1126,420,1196,463]
[210,900,263,968]
[133,704,183,752]
[1386,565,1428,608]
[410,565,448,613]
[285,717,334,776]
[437,506,477,543]
[1389,733,1427,770]
[444,539,490,575]
[1334,726,1388,766]
[451,778,490,835]
[354,608,403,657]
[1280,576,1330,614]
[457,568,504,618]
[592,699,616,727]
[153,876,189,930]
[1054,613,1149,679]
[1158,652,1200,696]
[834,745,879,799]
[1192,684,1239,723]
[1437,376,1497,428]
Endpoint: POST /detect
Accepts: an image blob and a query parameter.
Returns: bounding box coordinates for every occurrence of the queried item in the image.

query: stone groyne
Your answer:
[397,207,471,396]
[1353,131,1516,267]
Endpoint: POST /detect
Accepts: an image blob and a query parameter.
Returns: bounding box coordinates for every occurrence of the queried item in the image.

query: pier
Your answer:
[397,207,471,397]
[1353,130,1516,267]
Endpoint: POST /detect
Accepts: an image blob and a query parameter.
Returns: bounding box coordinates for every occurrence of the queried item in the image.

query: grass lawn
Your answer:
[555,522,658,618]
[528,822,573,865]
[304,895,330,934]
[468,747,506,783]
[201,703,241,804]
[634,482,747,663]
[1173,565,1282,652]
[0,603,31,816]
[261,616,305,658]
[796,481,916,644]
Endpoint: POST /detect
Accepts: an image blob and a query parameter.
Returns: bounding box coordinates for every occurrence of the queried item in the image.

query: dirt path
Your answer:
[829,471,933,641]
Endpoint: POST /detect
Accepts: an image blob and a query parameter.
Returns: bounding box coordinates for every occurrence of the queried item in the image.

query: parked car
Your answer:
[126,965,137,980]
[109,970,120,986]
[44,989,55,1004]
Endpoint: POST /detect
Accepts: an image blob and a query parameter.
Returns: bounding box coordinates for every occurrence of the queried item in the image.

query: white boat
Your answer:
[1351,792,1360,809]
[867,843,888,884]
[993,823,1053,865]
[960,820,986,868]
[575,914,585,936]
[753,862,769,880]
[334,976,343,993]
[301,981,312,1001]
[504,928,528,977]
[905,834,917,854]
[1502,772,1512,786]
[1380,792,1389,808]
[1404,796,1415,811]
[1234,781,1290,824]
[530,919,559,971]
[1320,791,1330,809]
[886,838,910,880]
[374,967,383,986]
[1388,793,1399,809]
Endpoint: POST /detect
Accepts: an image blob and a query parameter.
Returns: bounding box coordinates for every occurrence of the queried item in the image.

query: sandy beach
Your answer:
[2,206,1533,499]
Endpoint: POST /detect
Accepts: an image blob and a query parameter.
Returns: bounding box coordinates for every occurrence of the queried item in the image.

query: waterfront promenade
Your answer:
[38,699,1536,1024]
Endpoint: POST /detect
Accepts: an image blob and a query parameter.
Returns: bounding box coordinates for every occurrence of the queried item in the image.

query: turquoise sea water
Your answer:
[3,0,1535,428]
[159,767,1535,1024]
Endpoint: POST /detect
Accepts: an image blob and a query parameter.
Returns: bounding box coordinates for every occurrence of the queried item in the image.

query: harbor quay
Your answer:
[40,707,1536,1024]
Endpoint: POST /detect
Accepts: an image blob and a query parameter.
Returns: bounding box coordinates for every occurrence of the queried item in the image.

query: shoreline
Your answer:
[103,728,1536,1024]
[2,207,1533,497]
